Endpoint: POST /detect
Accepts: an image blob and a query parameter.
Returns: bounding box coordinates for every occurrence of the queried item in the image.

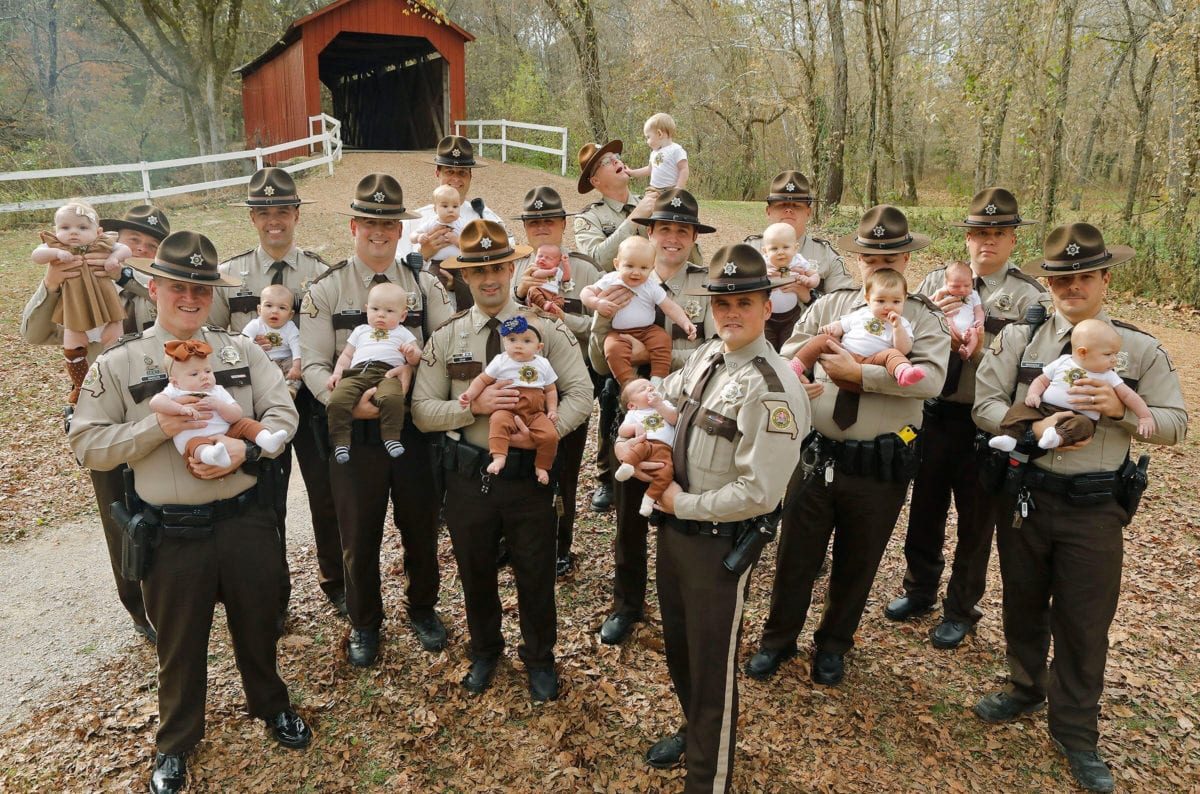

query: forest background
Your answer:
[1,0,1199,302]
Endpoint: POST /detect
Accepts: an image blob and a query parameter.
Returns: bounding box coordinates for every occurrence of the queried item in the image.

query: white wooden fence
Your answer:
[0,114,343,215]
[454,119,570,175]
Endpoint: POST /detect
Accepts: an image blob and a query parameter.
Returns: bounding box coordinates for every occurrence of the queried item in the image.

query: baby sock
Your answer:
[1038,427,1063,449]
[255,428,288,454]
[639,494,656,518]
[988,435,1017,452]
[334,445,351,464]
[615,463,636,482]
[895,363,927,387]
[384,440,406,458]
[200,442,231,468]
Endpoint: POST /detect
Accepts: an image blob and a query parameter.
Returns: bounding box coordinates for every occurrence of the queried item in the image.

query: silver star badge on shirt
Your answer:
[670,196,682,208]
[481,238,492,249]
[985,203,997,214]
[264,185,276,196]
[873,225,886,238]
[723,262,737,275]
[1066,243,1081,256]
[721,382,744,403]
[189,253,203,266]
[373,191,385,203]
[219,346,240,365]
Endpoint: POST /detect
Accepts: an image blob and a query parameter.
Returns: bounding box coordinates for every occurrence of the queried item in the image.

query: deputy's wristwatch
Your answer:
[243,440,262,464]
[116,266,134,287]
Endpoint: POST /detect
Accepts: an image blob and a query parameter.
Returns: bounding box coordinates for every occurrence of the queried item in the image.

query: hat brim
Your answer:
[1020,245,1135,277]
[337,208,421,221]
[577,140,624,194]
[127,257,242,287]
[442,243,534,270]
[835,232,932,255]
[233,198,315,207]
[950,218,1037,228]
[684,274,794,296]
[631,214,717,234]
[100,218,169,242]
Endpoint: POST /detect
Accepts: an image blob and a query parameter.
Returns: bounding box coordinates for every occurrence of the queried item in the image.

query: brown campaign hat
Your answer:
[576,140,623,194]
[99,204,170,241]
[631,189,717,234]
[432,135,485,168]
[338,173,420,220]
[1020,222,1134,277]
[443,220,533,269]
[127,230,241,287]
[234,167,313,207]
[685,243,793,296]
[950,187,1035,228]
[514,186,577,221]
[836,205,931,255]
[765,170,816,203]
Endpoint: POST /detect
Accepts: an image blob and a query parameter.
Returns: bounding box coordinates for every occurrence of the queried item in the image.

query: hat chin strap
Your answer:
[855,234,913,250]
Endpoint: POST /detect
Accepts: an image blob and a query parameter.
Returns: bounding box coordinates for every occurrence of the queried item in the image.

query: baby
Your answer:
[626,112,689,195]
[149,339,288,473]
[240,283,302,397]
[33,200,132,402]
[524,244,572,317]
[938,261,985,360]
[989,318,1155,452]
[762,222,820,350]
[614,378,679,517]
[458,315,559,484]
[411,184,467,263]
[791,268,926,390]
[326,281,422,463]
[581,236,697,387]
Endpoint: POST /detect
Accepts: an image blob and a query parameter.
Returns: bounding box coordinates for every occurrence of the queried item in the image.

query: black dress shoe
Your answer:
[149,752,187,794]
[590,483,613,512]
[133,621,158,645]
[811,651,845,686]
[462,657,499,694]
[528,668,559,702]
[883,595,936,622]
[266,709,312,749]
[744,646,797,681]
[929,618,972,649]
[347,628,380,667]
[410,610,447,652]
[973,691,1045,723]
[328,590,348,619]
[645,733,686,769]
[1052,737,1115,792]
[555,552,575,578]
[599,613,638,645]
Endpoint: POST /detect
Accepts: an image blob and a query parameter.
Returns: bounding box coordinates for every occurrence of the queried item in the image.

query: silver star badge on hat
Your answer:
[723,262,737,275]
[189,253,203,266]
[1066,243,1081,256]
[873,225,886,238]
[452,148,461,157]
[985,203,996,215]
[670,196,682,208]
[373,191,385,203]
[480,238,492,249]
[786,182,796,191]
[533,199,544,209]
[147,215,158,225]
[264,185,276,196]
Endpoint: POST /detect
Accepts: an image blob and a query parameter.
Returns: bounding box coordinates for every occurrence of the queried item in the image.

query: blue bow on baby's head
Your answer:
[500,316,529,336]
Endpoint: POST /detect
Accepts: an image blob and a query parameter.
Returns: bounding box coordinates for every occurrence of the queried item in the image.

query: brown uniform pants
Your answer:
[90,467,148,627]
[287,387,344,600]
[997,489,1126,751]
[604,324,673,386]
[489,389,558,471]
[997,402,1097,447]
[145,502,290,754]
[622,439,675,502]
[765,303,803,352]
[793,333,913,393]
[526,285,565,315]
[327,362,408,447]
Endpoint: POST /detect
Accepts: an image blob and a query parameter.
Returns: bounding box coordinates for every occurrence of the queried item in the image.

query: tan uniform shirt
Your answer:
[573,193,645,273]
[781,288,951,440]
[512,250,603,346]
[918,262,1047,405]
[298,256,453,405]
[411,301,593,449]
[974,309,1187,476]
[212,246,330,332]
[68,324,298,505]
[587,262,716,376]
[745,232,853,294]
[664,336,809,522]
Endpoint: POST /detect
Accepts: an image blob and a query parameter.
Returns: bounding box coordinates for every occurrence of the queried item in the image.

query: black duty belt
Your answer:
[440,434,541,481]
[143,487,258,538]
[661,514,741,537]
[1022,468,1120,496]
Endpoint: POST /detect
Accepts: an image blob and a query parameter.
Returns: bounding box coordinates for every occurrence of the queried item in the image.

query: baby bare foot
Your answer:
[487,455,506,475]
[536,467,550,485]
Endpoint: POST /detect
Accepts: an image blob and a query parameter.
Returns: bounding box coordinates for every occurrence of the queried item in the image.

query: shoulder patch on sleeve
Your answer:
[298,291,318,319]
[763,399,799,438]
[421,339,437,367]
[80,362,104,399]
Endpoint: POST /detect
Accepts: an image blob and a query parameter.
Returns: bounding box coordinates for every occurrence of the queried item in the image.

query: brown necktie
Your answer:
[372,273,390,285]
[672,352,723,490]
[269,261,287,285]
[653,281,673,329]
[832,388,859,430]
[485,317,502,361]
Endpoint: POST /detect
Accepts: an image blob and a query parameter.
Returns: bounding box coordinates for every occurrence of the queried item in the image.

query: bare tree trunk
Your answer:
[1124,55,1160,222]
[863,0,880,206]
[1073,49,1127,210]
[986,82,1012,185]
[542,0,607,141]
[1039,0,1077,227]
[824,0,849,206]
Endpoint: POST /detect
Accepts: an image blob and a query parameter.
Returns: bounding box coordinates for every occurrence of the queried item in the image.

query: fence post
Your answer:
[478,122,485,157]
[561,129,569,176]
[324,122,333,176]
[501,122,508,163]
[141,162,152,201]
[255,148,264,171]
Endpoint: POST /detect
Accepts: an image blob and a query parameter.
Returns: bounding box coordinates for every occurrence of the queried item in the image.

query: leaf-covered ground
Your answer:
[0,154,1197,791]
